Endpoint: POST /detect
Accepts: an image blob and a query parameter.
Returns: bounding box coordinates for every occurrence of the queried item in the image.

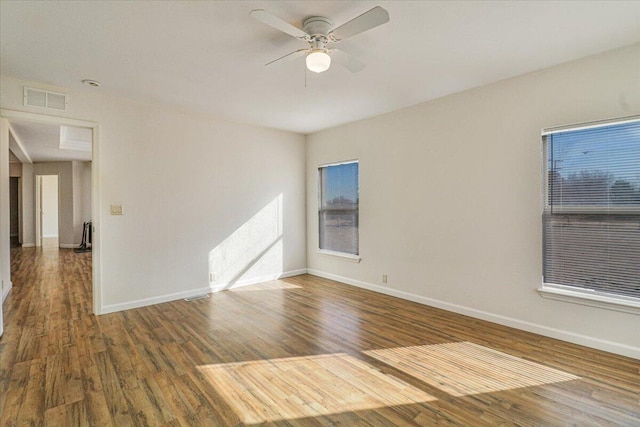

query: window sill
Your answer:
[538,285,640,315]
[317,249,361,263]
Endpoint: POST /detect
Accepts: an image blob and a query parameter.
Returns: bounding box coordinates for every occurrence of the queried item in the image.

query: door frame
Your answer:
[0,109,102,314]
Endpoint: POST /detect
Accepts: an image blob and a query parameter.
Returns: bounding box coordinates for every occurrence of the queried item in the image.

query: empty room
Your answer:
[0,1,639,426]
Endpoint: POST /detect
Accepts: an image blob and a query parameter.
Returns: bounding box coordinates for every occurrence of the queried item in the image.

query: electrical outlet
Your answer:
[382,274,388,284]
[209,273,216,283]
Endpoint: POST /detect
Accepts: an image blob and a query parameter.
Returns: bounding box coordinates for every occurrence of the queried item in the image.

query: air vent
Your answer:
[23,87,68,111]
[184,294,210,302]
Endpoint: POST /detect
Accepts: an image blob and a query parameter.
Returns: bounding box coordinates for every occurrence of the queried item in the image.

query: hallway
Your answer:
[1,245,93,423]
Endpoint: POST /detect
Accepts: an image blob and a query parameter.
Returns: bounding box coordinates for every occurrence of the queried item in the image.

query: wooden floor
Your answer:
[1,246,639,426]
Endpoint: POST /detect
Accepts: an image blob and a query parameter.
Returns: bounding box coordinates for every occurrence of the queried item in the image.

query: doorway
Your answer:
[0,109,101,320]
[36,174,59,248]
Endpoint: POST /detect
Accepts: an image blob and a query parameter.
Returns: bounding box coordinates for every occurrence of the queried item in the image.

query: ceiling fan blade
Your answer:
[250,9,308,39]
[330,6,389,41]
[265,49,309,67]
[331,49,366,73]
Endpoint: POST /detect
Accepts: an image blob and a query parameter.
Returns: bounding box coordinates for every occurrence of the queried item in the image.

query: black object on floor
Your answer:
[75,221,92,253]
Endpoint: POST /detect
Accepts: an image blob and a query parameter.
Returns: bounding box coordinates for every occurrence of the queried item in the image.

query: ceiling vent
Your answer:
[23,86,68,111]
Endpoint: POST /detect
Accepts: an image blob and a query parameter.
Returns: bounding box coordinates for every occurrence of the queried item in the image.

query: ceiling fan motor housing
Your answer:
[303,16,332,38]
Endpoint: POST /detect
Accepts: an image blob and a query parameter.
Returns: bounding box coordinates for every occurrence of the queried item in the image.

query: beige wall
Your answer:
[306,44,640,358]
[9,162,21,177]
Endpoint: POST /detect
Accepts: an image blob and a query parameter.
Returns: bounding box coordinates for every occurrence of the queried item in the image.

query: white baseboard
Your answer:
[100,269,308,315]
[59,243,78,249]
[209,269,308,292]
[43,234,58,238]
[307,269,640,360]
[100,286,213,314]
[21,243,35,248]
[2,281,12,302]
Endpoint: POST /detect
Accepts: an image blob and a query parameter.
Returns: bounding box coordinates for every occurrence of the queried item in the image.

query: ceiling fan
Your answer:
[250,6,390,74]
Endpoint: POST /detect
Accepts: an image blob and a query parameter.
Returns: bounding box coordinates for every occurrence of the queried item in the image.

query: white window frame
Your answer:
[317,160,361,262]
[538,115,640,315]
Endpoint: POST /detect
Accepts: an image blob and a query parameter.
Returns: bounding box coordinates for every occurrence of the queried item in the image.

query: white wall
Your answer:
[1,75,307,313]
[40,175,59,238]
[306,44,640,358]
[0,118,11,303]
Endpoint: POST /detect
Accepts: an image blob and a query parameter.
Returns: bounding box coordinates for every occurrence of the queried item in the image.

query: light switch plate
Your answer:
[110,204,123,215]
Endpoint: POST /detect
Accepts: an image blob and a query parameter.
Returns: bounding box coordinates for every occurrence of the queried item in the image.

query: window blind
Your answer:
[318,161,359,255]
[542,118,640,300]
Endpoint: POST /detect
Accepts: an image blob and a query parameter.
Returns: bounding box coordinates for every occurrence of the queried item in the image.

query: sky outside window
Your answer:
[323,162,359,203]
[548,121,640,206]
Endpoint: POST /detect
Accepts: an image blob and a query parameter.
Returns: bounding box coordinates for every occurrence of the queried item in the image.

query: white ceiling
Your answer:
[9,120,92,162]
[1,1,640,134]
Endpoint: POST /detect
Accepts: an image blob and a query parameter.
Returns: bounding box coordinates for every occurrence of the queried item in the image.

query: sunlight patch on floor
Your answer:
[228,280,301,292]
[365,341,580,397]
[198,353,435,424]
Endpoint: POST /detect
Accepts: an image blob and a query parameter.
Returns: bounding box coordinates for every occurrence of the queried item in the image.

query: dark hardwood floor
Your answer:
[1,245,638,426]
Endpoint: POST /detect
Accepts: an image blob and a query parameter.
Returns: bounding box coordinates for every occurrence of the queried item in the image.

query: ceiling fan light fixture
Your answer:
[306,50,331,73]
[252,7,390,74]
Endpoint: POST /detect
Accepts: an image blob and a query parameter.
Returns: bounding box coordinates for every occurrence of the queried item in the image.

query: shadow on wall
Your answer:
[208,194,284,290]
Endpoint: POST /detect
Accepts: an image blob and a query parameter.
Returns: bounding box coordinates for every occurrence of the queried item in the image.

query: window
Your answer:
[541,117,640,311]
[318,161,359,256]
